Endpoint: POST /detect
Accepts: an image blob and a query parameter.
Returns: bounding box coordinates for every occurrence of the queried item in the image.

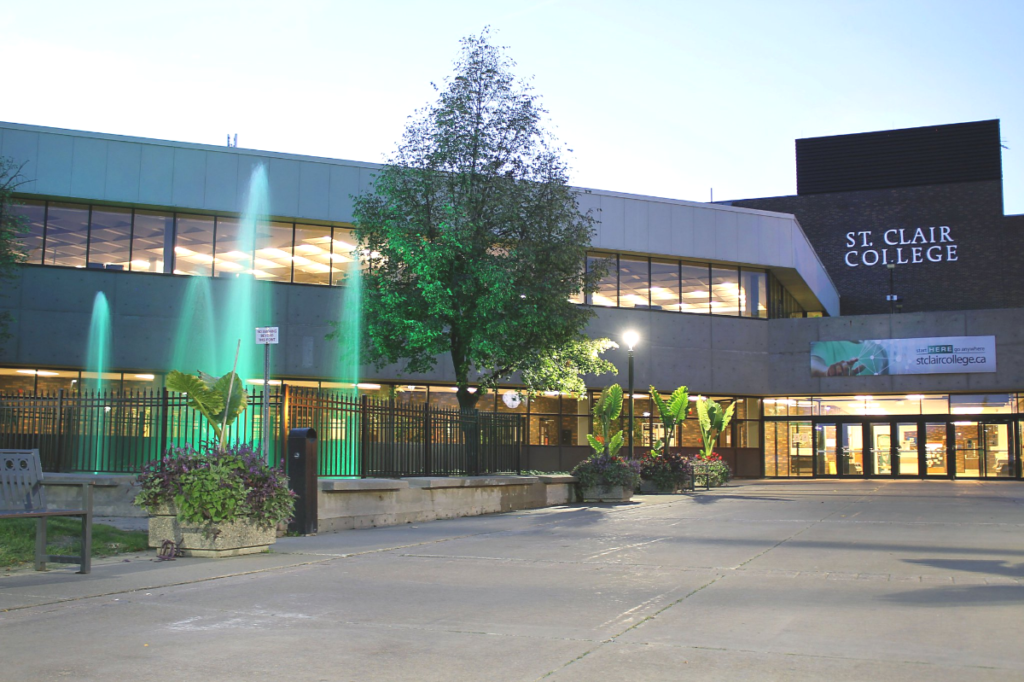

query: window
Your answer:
[213,217,246,277]
[680,263,710,313]
[649,258,680,311]
[711,266,740,315]
[173,215,215,276]
[618,256,649,309]
[740,268,768,318]
[11,200,45,264]
[331,227,358,286]
[131,211,171,273]
[587,253,617,307]
[257,222,296,282]
[292,224,332,285]
[88,207,132,270]
[44,203,89,268]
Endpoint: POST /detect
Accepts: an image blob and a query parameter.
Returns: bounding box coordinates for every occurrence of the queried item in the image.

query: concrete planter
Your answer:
[147,504,276,558]
[639,480,678,494]
[581,485,634,503]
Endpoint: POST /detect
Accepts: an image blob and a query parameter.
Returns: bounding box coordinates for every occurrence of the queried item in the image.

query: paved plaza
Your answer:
[2,480,1023,681]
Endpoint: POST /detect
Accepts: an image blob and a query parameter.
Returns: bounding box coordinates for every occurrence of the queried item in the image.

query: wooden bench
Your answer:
[0,449,93,574]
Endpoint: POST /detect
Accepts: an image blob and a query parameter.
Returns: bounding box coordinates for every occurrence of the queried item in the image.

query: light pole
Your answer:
[623,330,639,460]
[886,263,897,314]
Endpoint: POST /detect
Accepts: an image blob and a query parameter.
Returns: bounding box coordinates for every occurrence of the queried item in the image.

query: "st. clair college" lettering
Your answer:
[844,226,958,267]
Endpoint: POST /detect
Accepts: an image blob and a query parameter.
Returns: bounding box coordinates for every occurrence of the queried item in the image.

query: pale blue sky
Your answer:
[2,0,1021,212]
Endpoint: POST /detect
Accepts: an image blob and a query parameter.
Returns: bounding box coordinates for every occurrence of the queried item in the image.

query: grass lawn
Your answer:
[0,517,149,569]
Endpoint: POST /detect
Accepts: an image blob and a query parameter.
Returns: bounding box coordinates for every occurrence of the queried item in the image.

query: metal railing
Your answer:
[0,386,523,477]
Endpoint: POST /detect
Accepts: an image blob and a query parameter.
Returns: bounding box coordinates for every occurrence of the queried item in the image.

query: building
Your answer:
[1,119,1021,480]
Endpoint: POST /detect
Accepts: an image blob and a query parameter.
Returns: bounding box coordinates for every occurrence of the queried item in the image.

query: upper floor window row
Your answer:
[573,252,815,319]
[11,199,356,286]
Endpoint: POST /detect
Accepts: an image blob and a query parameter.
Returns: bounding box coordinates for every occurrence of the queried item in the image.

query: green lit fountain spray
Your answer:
[84,292,111,469]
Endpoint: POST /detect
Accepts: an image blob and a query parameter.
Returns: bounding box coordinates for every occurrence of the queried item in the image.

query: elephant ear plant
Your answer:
[166,369,248,448]
[649,385,689,455]
[587,383,624,456]
[573,384,641,493]
[696,397,735,459]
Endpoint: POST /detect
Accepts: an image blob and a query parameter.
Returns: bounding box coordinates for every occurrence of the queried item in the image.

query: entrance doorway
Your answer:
[951,421,1014,478]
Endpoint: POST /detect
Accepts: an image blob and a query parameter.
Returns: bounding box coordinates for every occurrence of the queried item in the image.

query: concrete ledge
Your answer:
[405,476,539,489]
[537,475,577,484]
[42,473,131,487]
[319,478,410,492]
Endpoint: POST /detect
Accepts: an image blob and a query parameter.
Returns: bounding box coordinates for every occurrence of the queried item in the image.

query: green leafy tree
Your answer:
[165,370,248,447]
[0,157,28,342]
[649,385,689,455]
[348,29,614,410]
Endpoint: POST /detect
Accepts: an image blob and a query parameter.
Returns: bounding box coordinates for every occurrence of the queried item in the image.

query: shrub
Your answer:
[639,452,695,491]
[695,452,731,487]
[572,454,641,491]
[135,445,295,529]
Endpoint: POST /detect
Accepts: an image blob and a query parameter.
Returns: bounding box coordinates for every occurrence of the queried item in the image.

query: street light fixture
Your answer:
[623,330,639,460]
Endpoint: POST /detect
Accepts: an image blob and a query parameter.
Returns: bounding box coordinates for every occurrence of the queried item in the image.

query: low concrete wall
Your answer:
[42,473,143,517]
[40,473,580,531]
[317,475,578,532]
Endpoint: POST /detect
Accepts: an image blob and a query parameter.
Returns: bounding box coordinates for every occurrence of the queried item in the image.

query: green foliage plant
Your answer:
[587,384,623,456]
[345,28,616,411]
[696,397,735,459]
[135,446,295,531]
[166,369,248,446]
[0,157,28,342]
[649,385,689,455]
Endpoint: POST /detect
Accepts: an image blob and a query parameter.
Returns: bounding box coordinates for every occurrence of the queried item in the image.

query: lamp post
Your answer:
[886,263,897,314]
[623,330,639,460]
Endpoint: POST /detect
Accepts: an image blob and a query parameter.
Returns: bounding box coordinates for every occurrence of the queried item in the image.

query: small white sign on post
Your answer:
[255,327,279,345]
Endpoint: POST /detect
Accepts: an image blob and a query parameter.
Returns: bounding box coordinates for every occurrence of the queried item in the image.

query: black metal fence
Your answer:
[0,386,523,478]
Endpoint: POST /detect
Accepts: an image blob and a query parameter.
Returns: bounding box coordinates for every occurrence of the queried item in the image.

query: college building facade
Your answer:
[1,119,1022,480]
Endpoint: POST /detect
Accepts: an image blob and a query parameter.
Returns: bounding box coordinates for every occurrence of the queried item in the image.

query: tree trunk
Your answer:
[452,354,481,474]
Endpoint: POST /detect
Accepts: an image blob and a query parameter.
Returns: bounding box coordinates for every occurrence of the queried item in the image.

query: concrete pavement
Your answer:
[2,480,1023,681]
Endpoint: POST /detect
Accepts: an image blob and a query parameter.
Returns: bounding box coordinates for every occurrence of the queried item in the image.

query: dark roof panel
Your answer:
[796,120,1002,195]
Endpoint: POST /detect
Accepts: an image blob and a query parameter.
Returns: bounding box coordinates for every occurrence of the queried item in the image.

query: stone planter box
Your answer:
[639,480,678,494]
[581,485,634,503]
[147,504,276,558]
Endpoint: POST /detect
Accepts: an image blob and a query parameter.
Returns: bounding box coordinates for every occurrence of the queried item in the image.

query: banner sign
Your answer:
[810,336,996,376]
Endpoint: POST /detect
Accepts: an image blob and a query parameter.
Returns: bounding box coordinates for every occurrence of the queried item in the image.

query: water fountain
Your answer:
[84,291,111,470]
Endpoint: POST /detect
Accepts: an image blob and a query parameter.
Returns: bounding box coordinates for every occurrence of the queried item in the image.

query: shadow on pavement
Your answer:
[880,584,1024,607]
[903,558,1024,579]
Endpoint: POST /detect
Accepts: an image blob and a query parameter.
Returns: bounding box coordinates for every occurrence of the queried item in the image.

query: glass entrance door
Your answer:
[952,421,1014,478]
[894,422,920,476]
[840,423,864,477]
[924,423,948,476]
[815,423,838,476]
[869,423,891,475]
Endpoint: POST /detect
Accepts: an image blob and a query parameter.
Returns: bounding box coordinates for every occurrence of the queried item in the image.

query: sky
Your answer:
[1,0,1022,213]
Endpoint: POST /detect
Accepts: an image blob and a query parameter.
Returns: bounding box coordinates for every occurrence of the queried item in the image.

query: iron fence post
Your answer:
[359,395,369,478]
[159,387,169,458]
[279,384,291,469]
[423,402,432,477]
[54,389,66,472]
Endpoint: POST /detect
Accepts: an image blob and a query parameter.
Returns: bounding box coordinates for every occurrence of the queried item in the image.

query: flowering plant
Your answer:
[693,451,731,487]
[639,452,694,492]
[572,454,641,491]
[135,445,295,529]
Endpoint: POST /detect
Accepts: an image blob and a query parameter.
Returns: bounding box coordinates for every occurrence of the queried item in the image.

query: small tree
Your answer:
[348,29,615,410]
[0,157,28,342]
[696,397,734,459]
[166,370,248,448]
[587,384,624,457]
[649,385,689,455]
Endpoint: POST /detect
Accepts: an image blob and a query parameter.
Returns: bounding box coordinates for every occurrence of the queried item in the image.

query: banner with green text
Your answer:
[810,336,996,377]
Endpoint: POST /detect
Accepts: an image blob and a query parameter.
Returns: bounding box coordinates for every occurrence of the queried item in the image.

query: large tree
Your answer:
[0,157,27,343]
[349,30,614,410]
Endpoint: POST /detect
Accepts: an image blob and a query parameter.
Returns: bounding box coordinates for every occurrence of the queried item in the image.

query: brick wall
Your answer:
[731,180,1023,316]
